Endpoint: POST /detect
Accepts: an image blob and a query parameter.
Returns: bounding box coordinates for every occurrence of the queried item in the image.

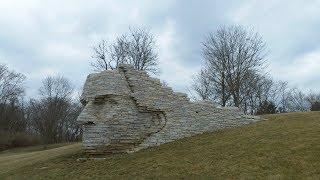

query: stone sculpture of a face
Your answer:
[77,70,165,154]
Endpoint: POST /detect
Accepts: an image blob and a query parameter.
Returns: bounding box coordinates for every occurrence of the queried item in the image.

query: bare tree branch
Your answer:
[90,27,159,74]
[198,25,267,109]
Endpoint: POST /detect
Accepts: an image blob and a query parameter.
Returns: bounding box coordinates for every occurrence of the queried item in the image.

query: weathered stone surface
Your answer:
[77,64,261,154]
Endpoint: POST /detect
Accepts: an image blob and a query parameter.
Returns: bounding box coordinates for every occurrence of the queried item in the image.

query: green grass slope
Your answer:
[1,112,320,179]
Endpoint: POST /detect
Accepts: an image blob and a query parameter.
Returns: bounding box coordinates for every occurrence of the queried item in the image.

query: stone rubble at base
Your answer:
[77,64,261,154]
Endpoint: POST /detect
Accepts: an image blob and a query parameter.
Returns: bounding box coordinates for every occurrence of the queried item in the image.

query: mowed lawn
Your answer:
[1,112,320,179]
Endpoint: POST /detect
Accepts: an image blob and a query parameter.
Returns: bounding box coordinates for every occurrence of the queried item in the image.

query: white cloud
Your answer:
[157,19,200,93]
[1,0,320,98]
[229,0,320,91]
[42,41,89,61]
[272,49,320,89]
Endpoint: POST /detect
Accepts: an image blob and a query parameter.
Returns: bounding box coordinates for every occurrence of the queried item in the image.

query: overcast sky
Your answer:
[1,0,320,98]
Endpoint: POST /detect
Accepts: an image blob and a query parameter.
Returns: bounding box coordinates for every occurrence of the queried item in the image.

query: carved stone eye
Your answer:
[106,98,118,105]
[85,121,95,125]
[93,96,118,106]
[94,97,105,105]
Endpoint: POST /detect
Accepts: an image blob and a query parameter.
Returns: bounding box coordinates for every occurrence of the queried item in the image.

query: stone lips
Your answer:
[77,64,261,154]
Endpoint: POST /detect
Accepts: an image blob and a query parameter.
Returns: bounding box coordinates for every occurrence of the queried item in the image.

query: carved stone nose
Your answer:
[77,102,96,124]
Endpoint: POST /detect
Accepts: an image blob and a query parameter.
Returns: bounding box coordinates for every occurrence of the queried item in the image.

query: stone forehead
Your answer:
[81,70,131,101]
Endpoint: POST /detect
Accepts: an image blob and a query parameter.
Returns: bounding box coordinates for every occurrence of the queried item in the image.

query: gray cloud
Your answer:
[0,0,319,98]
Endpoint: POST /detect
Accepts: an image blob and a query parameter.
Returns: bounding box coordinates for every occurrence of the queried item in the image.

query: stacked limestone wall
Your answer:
[78,64,261,154]
[117,65,260,151]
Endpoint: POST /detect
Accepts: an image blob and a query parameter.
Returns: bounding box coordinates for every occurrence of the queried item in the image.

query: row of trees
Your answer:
[191,25,320,114]
[0,64,81,150]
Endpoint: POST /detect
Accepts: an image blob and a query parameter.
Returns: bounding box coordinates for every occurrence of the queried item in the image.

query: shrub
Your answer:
[0,132,11,151]
[256,101,278,115]
[0,131,41,151]
[311,101,320,111]
[10,132,42,148]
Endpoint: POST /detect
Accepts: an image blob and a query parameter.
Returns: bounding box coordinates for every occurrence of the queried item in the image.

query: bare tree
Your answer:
[192,68,214,101]
[125,27,159,74]
[238,71,279,114]
[0,64,26,132]
[91,40,113,71]
[305,91,320,111]
[241,71,266,114]
[28,76,81,143]
[198,25,267,108]
[110,35,129,69]
[275,80,289,113]
[91,27,159,74]
[0,64,25,104]
[39,76,73,99]
[305,91,320,105]
[285,88,309,112]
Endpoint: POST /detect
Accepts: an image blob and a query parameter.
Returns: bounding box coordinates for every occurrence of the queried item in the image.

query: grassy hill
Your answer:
[1,112,320,179]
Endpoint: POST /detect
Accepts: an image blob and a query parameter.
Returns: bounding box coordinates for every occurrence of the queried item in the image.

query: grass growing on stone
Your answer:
[1,111,320,179]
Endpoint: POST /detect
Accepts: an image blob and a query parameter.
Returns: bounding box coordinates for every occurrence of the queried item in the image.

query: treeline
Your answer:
[191,25,320,114]
[0,64,81,150]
